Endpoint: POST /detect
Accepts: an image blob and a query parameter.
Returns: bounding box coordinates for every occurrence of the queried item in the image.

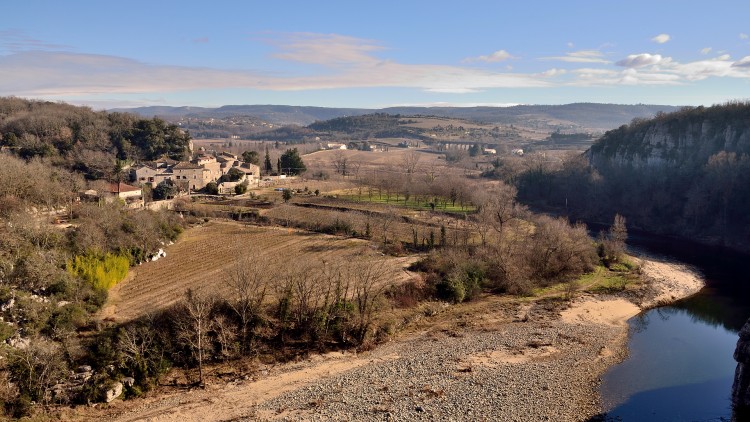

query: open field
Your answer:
[303,147,482,181]
[100,221,416,322]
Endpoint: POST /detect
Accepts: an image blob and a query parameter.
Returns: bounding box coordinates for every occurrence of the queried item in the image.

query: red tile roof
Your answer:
[107,182,141,193]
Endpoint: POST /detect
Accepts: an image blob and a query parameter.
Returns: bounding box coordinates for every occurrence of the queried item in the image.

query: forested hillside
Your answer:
[503,102,750,249]
[0,98,191,179]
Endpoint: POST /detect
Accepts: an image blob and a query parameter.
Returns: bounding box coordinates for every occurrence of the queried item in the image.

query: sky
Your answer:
[1,1,750,109]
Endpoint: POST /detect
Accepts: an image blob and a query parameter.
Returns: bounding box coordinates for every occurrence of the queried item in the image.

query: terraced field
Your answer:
[101,221,415,322]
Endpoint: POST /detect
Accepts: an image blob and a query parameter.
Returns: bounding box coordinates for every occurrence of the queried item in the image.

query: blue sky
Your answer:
[1,0,749,109]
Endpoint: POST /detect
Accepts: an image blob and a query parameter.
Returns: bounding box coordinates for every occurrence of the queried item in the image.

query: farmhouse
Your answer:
[80,182,144,208]
[130,151,261,194]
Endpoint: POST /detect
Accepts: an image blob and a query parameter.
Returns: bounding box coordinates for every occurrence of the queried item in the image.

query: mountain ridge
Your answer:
[112,103,681,131]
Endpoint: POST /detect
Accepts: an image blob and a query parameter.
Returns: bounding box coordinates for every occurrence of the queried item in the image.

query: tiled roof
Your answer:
[108,182,141,193]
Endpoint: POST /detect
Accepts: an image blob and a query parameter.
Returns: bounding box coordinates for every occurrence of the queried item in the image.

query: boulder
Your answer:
[733,318,750,411]
[104,382,123,403]
[122,377,135,388]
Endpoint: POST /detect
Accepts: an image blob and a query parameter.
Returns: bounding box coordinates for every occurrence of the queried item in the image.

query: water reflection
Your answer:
[595,227,750,421]
[601,307,738,420]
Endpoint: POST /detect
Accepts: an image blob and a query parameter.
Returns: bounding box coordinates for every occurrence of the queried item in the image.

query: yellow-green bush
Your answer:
[66,253,129,290]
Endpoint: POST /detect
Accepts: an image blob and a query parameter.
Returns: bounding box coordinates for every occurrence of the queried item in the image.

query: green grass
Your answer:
[531,264,641,298]
[342,193,476,214]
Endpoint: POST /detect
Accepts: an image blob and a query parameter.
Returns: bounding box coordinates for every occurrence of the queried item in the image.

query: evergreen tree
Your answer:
[264,147,272,174]
[279,148,307,175]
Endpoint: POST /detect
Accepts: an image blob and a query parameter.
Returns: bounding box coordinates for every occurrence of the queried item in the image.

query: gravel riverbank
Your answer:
[255,315,623,421]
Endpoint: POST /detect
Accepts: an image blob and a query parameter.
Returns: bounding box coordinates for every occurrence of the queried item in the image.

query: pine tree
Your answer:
[264,147,272,174]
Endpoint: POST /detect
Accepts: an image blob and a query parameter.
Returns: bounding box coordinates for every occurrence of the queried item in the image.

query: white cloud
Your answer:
[566,42,574,48]
[538,68,566,77]
[740,33,749,40]
[463,49,513,63]
[651,34,671,44]
[616,53,664,68]
[540,50,610,64]
[733,56,750,68]
[700,47,712,55]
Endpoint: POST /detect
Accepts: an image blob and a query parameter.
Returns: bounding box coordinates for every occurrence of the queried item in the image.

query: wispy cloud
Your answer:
[651,33,671,44]
[0,34,550,98]
[3,32,750,103]
[270,33,385,67]
[700,47,712,55]
[540,50,610,64]
[463,50,513,63]
[191,37,209,44]
[740,33,749,40]
[0,29,71,53]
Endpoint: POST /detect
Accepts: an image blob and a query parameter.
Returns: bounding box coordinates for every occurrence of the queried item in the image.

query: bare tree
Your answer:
[349,259,390,343]
[7,337,68,406]
[331,150,349,176]
[474,182,521,241]
[380,207,398,245]
[223,255,269,354]
[402,150,421,176]
[118,320,164,384]
[175,289,215,386]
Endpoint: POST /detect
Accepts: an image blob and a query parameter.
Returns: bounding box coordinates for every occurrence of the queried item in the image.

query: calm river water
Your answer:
[599,232,750,421]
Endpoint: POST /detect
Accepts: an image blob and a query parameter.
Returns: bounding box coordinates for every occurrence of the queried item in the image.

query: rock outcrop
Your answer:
[587,104,750,170]
[733,318,750,412]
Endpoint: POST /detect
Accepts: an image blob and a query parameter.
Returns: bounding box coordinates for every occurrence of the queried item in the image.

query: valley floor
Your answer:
[66,257,703,422]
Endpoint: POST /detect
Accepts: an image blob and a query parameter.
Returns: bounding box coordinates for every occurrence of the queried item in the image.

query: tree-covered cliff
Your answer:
[588,102,750,170]
[505,102,750,249]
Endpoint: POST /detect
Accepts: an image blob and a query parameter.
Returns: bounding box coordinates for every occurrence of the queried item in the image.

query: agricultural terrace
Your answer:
[303,148,477,178]
[102,221,415,322]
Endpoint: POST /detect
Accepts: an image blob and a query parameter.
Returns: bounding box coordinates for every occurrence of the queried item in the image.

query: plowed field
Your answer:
[101,221,415,322]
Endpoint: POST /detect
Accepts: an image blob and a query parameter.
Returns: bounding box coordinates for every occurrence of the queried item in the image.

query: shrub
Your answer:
[204,181,219,195]
[67,253,130,290]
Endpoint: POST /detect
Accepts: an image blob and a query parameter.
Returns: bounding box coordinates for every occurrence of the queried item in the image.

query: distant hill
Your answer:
[113,103,681,131]
[113,105,372,126]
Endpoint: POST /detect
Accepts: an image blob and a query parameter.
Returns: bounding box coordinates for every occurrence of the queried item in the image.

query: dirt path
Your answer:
[108,352,393,422]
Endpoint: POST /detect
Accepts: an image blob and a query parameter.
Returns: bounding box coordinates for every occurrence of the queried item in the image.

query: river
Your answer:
[598,231,750,421]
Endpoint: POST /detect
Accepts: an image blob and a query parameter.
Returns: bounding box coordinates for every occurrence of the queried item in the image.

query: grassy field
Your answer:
[340,192,475,214]
[101,221,416,322]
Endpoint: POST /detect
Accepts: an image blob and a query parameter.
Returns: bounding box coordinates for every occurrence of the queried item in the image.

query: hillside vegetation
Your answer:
[0,97,191,179]
[501,102,750,249]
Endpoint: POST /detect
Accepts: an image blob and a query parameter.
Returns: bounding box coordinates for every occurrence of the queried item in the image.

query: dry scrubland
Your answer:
[102,221,414,322]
